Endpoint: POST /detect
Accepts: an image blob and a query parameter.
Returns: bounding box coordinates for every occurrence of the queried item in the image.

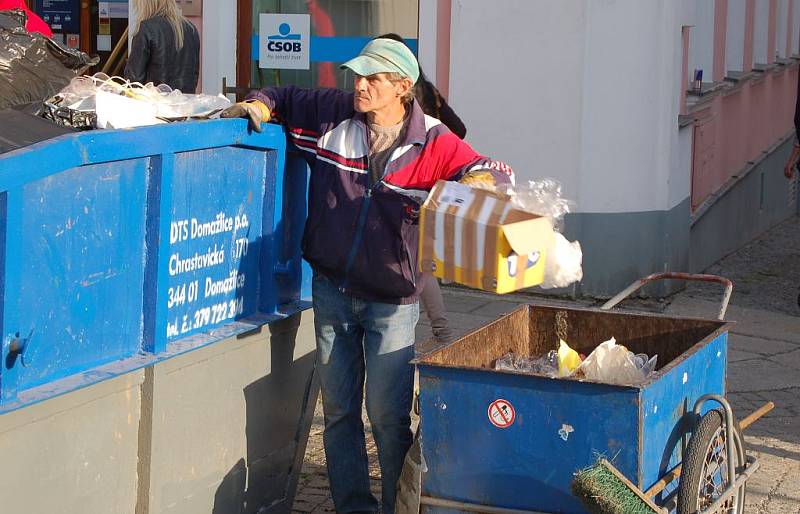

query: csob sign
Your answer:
[259,14,310,70]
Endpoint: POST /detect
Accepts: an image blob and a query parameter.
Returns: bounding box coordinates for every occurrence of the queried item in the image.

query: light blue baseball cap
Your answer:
[340,38,420,84]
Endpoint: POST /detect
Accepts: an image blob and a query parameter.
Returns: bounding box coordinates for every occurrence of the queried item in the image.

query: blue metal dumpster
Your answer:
[414,304,730,514]
[0,118,318,513]
[0,118,312,409]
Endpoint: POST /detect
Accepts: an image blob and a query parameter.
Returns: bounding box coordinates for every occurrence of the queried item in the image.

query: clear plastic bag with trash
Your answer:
[42,73,232,129]
[495,350,559,377]
[494,179,583,289]
[494,339,584,378]
[499,179,572,232]
[579,337,657,385]
[494,338,656,385]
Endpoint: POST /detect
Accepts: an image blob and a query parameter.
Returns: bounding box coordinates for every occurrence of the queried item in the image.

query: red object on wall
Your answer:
[306,0,336,88]
[0,0,54,37]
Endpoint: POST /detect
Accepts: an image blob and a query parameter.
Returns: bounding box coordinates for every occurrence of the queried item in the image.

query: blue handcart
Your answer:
[414,273,771,514]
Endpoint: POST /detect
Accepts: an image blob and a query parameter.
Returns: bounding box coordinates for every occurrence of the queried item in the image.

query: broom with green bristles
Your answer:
[571,402,774,514]
[572,457,666,514]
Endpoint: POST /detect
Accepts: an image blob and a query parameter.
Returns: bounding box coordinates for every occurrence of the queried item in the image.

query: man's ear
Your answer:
[396,78,413,97]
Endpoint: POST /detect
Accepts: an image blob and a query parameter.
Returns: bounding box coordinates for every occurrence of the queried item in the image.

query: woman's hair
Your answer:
[133,0,187,49]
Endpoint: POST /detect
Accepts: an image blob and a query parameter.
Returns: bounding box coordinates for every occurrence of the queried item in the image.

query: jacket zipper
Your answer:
[340,123,409,293]
[339,123,376,292]
[340,189,371,292]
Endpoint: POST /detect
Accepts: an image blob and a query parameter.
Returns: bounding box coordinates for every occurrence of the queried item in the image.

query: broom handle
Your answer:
[644,401,774,498]
[739,402,776,430]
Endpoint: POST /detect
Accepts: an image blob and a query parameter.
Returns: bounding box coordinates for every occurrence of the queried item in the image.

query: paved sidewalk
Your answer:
[664,216,800,514]
[292,216,800,513]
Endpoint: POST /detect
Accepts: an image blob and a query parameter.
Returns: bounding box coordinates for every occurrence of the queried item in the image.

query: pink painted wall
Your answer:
[691,65,798,209]
[435,0,452,98]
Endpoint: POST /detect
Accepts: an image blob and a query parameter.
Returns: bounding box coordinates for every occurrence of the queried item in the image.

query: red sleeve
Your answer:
[434,133,515,186]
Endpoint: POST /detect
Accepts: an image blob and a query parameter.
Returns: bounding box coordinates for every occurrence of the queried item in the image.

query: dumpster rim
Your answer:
[412,303,733,390]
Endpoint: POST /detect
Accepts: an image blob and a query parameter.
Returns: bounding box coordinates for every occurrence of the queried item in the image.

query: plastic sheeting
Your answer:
[0,108,74,154]
[0,9,97,110]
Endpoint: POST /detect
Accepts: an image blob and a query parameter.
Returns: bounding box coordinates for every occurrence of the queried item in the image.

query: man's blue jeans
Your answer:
[312,273,419,514]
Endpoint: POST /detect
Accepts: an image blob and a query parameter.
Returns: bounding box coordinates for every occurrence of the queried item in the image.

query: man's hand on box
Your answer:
[458,170,497,189]
[220,100,271,132]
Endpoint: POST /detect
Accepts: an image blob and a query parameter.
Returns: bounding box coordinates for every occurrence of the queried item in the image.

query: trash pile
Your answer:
[0,8,97,111]
[41,73,232,130]
[495,338,658,386]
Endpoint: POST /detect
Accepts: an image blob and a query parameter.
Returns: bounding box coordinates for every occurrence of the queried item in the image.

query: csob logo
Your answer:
[267,23,302,52]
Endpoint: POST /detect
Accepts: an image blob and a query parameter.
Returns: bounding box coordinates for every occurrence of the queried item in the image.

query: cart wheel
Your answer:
[677,409,746,514]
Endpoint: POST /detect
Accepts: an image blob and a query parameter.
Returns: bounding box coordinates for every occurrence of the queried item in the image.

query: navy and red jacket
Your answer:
[248,86,514,304]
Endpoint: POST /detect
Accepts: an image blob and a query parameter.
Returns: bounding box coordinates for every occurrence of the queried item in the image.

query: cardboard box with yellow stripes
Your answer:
[418,180,555,294]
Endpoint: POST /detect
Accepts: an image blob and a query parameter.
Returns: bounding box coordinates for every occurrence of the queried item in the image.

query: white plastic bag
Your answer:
[52,73,232,129]
[579,338,657,385]
[496,179,583,289]
[95,89,164,129]
[540,232,583,289]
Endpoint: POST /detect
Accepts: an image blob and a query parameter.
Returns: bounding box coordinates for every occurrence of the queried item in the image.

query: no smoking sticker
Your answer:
[487,399,516,428]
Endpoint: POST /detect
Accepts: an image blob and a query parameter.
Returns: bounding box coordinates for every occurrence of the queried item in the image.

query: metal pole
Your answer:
[420,495,550,514]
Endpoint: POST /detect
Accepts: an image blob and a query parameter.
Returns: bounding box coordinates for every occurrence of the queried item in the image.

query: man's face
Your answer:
[353,73,410,113]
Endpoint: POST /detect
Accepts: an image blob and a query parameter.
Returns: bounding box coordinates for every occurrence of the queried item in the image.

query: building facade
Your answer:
[156,0,800,297]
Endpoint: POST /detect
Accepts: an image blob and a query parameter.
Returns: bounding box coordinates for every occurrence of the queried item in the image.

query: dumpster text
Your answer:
[165,211,252,339]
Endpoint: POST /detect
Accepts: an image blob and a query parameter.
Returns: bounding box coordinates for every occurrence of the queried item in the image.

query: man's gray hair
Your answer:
[385,72,416,104]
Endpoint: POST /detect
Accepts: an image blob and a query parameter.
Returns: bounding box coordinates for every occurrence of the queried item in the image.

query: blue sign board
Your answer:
[35,0,80,33]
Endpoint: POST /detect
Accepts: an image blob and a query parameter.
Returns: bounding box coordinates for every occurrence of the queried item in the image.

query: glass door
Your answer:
[236,0,419,94]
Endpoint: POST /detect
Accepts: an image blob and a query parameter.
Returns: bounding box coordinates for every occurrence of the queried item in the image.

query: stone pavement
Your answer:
[664,216,800,514]
[292,216,800,513]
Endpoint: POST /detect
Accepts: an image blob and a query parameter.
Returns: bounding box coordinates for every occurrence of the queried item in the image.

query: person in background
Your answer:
[784,69,800,179]
[221,38,513,513]
[0,0,53,37]
[377,33,466,139]
[124,0,199,93]
[378,33,464,345]
[305,0,336,88]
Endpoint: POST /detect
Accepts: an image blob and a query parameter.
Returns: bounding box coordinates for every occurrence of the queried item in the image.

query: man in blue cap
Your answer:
[223,38,513,513]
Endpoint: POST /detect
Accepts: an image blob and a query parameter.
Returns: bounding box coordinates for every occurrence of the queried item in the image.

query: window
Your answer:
[753,0,770,65]
[247,0,419,90]
[777,0,790,59]
[726,0,747,72]
[792,0,800,55]
[688,1,715,87]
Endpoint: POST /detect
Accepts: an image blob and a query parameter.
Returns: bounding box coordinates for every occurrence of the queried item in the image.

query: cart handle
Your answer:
[600,272,733,320]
